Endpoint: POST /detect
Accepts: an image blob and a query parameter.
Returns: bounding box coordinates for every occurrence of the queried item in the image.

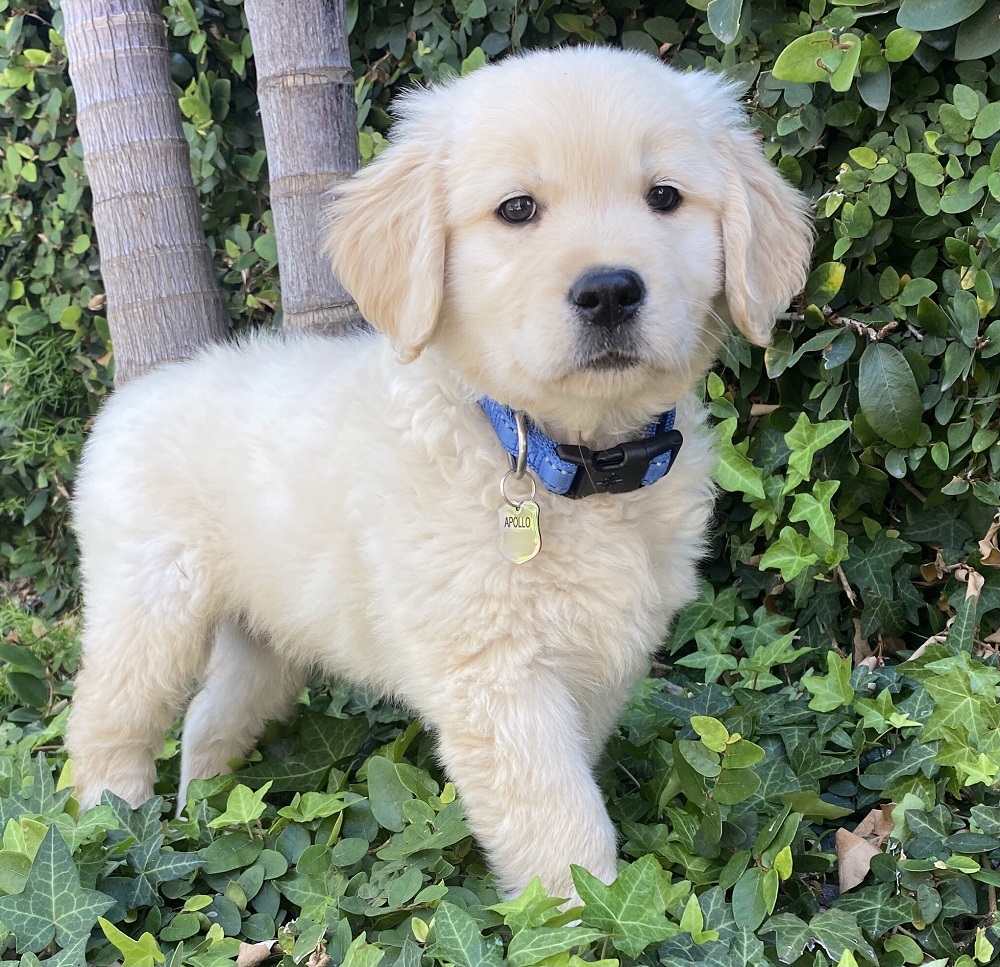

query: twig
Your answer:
[837,565,858,607]
[899,478,927,503]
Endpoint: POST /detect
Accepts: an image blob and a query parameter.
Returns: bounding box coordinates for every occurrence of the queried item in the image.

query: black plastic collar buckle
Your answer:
[555,429,684,499]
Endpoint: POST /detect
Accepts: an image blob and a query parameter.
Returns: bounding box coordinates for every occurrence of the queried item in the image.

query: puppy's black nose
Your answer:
[570,268,646,328]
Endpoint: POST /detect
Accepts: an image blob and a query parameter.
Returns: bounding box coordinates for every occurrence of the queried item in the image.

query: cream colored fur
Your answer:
[67,46,812,900]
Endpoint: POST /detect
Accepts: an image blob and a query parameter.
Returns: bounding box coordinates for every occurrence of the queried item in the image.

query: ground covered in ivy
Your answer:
[4,0,1000,963]
[2,601,1000,967]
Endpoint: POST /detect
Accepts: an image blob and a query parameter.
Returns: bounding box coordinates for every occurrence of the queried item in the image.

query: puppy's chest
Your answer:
[480,494,671,617]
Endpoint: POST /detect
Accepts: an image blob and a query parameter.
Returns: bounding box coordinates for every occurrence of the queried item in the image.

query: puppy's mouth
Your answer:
[580,350,644,372]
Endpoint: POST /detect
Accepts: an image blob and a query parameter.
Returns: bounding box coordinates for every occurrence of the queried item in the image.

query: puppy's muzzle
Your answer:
[570,267,645,329]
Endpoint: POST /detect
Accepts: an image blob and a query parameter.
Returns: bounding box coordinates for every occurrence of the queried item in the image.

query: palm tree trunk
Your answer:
[244,0,360,333]
[63,0,228,384]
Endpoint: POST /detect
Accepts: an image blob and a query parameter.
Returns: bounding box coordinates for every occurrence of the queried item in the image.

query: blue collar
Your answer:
[479,398,683,499]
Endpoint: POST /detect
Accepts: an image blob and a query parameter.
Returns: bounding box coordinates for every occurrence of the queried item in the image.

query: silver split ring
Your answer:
[500,469,536,507]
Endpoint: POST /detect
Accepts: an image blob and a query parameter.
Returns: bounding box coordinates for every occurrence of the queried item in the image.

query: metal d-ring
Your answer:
[513,411,528,478]
[500,469,536,508]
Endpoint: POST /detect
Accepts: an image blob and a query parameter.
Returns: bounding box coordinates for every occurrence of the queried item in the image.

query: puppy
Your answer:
[67,45,812,899]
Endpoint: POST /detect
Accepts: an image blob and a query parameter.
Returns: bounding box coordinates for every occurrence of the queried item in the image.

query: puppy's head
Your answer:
[327,48,813,433]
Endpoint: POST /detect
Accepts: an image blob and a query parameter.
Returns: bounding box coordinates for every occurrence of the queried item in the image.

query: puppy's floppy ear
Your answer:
[690,73,814,347]
[718,130,814,346]
[326,118,445,363]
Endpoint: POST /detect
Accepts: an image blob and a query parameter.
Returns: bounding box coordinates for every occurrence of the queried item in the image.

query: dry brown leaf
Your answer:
[237,941,277,967]
[836,827,881,893]
[979,513,1000,568]
[836,806,895,893]
[306,947,331,967]
[955,566,985,601]
[920,561,940,583]
[853,619,873,666]
[854,804,894,845]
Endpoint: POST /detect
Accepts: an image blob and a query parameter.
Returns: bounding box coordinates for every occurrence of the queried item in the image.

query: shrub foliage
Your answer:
[1,0,999,964]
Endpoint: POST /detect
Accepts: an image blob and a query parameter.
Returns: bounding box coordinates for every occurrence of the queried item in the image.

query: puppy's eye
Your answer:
[647,185,682,213]
[498,195,537,224]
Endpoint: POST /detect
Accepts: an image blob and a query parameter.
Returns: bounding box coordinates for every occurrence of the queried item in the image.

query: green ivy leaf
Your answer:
[506,925,606,967]
[0,825,114,955]
[784,414,851,489]
[715,419,766,499]
[759,526,819,581]
[788,480,839,546]
[763,909,877,963]
[573,855,681,957]
[491,877,572,932]
[802,652,855,713]
[431,901,502,966]
[208,781,271,828]
[99,919,165,967]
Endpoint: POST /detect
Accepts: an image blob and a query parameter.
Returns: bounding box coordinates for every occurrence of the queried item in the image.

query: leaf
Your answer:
[366,756,415,833]
[691,716,730,753]
[491,878,571,933]
[679,893,719,944]
[252,233,278,263]
[506,925,606,967]
[759,527,819,581]
[829,35,861,93]
[897,0,989,30]
[906,153,945,186]
[956,0,1000,59]
[884,27,921,60]
[99,919,165,967]
[715,420,766,498]
[783,414,851,488]
[707,0,742,45]
[789,480,839,546]
[762,909,877,963]
[858,343,922,448]
[806,262,846,305]
[573,855,681,957]
[0,825,114,955]
[773,31,838,83]
[431,901,502,966]
[200,832,263,874]
[208,782,271,828]
[731,867,770,932]
[101,833,203,913]
[802,652,855,713]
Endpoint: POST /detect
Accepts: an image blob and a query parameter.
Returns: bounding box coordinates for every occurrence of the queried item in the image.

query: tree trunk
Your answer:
[63,0,228,385]
[244,0,360,334]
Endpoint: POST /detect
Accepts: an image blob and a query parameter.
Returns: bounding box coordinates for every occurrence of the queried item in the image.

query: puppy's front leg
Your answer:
[428,665,618,899]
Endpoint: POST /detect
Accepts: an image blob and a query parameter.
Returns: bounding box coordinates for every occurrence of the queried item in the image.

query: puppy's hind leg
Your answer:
[67,554,214,811]
[179,620,307,810]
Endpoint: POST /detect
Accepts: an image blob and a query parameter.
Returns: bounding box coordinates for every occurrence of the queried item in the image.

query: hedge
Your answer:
[1,0,999,964]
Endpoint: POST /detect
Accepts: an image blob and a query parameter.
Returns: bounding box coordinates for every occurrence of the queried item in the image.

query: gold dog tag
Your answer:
[498,500,541,564]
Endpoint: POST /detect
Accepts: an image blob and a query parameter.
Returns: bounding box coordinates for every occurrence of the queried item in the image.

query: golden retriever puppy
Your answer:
[68,45,812,899]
